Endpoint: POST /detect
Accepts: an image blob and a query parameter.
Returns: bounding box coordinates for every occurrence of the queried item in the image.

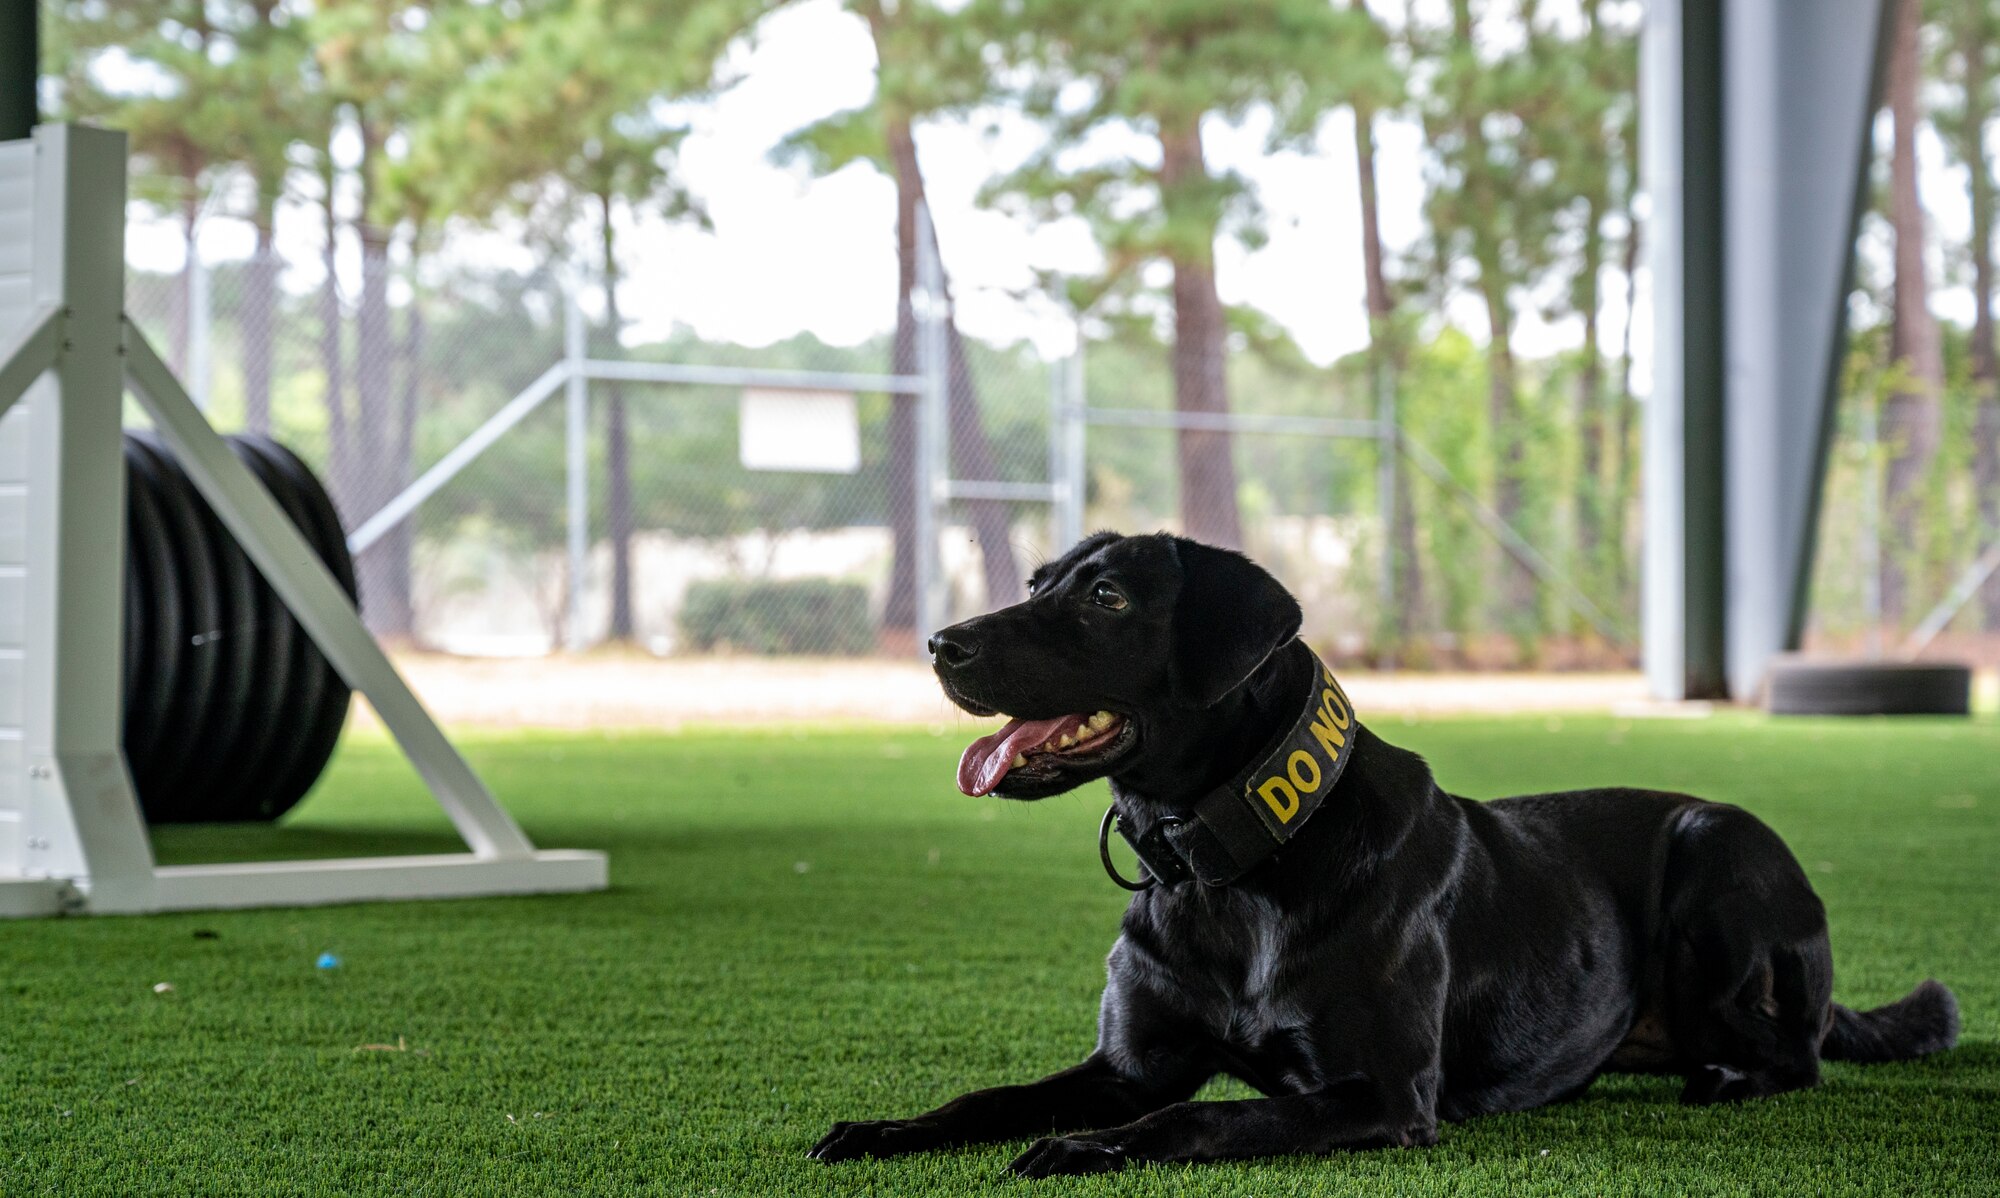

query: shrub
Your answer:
[677,577,875,656]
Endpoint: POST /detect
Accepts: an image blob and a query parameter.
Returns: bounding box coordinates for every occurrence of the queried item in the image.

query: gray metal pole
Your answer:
[0,0,34,142]
[1859,395,1882,657]
[1374,350,1397,641]
[564,290,589,651]
[1642,0,1729,700]
[914,203,947,650]
[1047,358,1067,552]
[189,251,211,409]
[1064,345,1087,550]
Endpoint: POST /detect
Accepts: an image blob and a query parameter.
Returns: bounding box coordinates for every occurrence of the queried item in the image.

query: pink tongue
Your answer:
[957,714,1086,796]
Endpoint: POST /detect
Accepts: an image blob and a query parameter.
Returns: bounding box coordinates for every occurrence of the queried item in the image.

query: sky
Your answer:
[122,0,1984,388]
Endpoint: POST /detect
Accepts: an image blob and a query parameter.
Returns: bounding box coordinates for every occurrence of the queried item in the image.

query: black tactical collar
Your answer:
[1100,644,1357,889]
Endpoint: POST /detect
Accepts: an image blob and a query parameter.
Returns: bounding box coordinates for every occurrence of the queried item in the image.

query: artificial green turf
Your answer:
[2,713,1997,1195]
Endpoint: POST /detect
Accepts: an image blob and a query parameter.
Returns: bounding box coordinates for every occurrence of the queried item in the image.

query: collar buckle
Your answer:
[1098,644,1356,891]
[1099,805,1158,891]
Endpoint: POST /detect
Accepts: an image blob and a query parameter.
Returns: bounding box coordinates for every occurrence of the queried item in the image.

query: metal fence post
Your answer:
[1374,350,1397,628]
[1047,359,1067,552]
[564,289,588,652]
[188,251,211,409]
[1859,393,1881,658]
[1056,342,1086,551]
[914,203,947,652]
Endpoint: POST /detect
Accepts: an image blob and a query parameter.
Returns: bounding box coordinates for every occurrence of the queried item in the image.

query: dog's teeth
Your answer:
[1089,711,1114,730]
[1012,753,1028,768]
[1056,733,1075,748]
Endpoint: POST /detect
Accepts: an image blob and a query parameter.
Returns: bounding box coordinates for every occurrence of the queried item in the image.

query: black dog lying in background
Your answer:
[812,532,1958,1178]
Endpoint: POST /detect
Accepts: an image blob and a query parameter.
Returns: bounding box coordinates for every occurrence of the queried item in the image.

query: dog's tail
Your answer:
[1821,979,1959,1063]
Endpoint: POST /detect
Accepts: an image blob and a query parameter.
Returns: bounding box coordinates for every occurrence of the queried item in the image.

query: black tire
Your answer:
[166,438,265,819]
[238,435,355,820]
[120,433,359,824]
[1764,657,1973,716]
[221,438,324,822]
[121,444,183,793]
[125,435,222,819]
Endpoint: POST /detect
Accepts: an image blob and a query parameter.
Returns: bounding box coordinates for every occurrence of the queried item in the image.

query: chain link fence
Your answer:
[132,218,2000,682]
[123,233,1082,663]
[122,236,1639,676]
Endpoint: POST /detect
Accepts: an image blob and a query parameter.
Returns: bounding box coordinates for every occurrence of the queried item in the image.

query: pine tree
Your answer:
[1934,0,2000,627]
[978,0,1377,549]
[779,0,1023,639]
[396,0,756,642]
[1883,0,1944,625]
[1408,0,1569,633]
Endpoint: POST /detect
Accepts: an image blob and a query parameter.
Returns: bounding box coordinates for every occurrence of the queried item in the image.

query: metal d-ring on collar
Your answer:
[1099,806,1180,892]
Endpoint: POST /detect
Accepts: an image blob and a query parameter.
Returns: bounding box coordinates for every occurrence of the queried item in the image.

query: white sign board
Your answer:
[738,388,861,474]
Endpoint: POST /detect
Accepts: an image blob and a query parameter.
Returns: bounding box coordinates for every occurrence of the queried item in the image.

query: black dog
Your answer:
[811,532,1959,1177]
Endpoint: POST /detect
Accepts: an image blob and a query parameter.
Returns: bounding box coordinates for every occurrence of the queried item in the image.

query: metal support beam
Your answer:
[1400,434,1631,647]
[913,202,947,650]
[1081,407,1380,439]
[578,358,924,395]
[345,362,569,555]
[565,295,589,652]
[1904,541,2000,658]
[1642,0,1887,700]
[941,479,1061,503]
[1643,0,1728,701]
[1721,0,1892,700]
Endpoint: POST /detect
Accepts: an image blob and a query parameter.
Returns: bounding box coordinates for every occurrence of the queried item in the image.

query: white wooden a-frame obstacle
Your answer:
[0,126,606,916]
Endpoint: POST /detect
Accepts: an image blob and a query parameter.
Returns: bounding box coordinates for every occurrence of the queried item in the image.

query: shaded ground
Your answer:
[3,715,1995,1195]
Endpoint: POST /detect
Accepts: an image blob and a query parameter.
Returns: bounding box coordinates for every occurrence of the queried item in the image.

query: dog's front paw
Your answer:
[1009,1136,1127,1178]
[808,1119,941,1163]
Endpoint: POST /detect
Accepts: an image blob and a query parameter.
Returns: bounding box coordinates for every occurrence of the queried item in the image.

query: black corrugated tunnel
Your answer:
[120,433,360,824]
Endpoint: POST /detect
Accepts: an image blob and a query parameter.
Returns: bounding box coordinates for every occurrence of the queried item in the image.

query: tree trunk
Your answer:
[881,109,1022,621]
[935,231,1024,608]
[1964,18,2000,628]
[1452,0,1534,625]
[1478,268,1532,621]
[1159,117,1242,549]
[244,205,277,436]
[1883,0,1944,624]
[1354,81,1424,660]
[319,156,350,525]
[600,190,637,642]
[1577,195,1606,609]
[880,114,921,641]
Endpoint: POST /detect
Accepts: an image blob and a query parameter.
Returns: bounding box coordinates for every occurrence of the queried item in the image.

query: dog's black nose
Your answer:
[928,630,979,668]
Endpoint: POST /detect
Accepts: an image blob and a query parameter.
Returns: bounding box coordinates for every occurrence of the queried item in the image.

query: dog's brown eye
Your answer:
[1090,581,1127,611]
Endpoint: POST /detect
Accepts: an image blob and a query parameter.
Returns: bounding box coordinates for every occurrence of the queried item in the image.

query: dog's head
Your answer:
[930,531,1302,799]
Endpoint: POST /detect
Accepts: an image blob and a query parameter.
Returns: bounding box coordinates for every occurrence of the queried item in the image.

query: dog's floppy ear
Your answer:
[1167,537,1302,708]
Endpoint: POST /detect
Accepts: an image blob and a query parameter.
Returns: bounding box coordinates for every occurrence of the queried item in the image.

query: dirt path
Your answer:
[364,653,1675,731]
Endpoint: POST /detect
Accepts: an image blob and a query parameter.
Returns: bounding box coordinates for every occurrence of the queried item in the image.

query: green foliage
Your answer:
[679,577,875,655]
[50,0,1690,660]
[977,0,1385,312]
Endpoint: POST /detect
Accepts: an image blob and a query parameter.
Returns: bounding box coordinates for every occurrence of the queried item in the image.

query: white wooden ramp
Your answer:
[0,125,605,916]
